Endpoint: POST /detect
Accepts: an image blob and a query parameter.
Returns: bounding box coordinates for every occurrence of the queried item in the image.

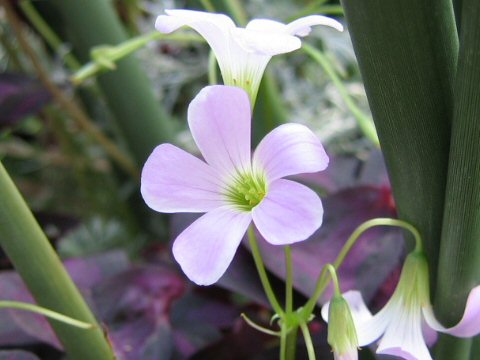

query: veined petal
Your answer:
[156,9,235,42]
[253,123,329,182]
[172,206,251,286]
[340,290,391,346]
[252,179,323,245]
[423,285,480,337]
[377,302,432,360]
[141,144,224,213]
[286,15,344,36]
[188,85,252,177]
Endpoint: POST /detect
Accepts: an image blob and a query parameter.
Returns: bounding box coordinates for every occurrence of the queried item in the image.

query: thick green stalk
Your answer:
[434,0,480,357]
[0,162,115,360]
[48,0,174,164]
[340,0,458,289]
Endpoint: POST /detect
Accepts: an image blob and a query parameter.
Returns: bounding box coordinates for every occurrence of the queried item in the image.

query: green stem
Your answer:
[19,0,81,70]
[0,162,115,360]
[223,0,248,26]
[248,226,284,316]
[300,321,316,360]
[285,246,293,314]
[200,0,216,12]
[0,301,93,329]
[302,43,379,146]
[208,50,218,85]
[302,218,421,316]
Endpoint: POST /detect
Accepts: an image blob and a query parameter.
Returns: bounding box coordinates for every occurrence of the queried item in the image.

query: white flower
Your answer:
[155,9,343,105]
[322,252,480,360]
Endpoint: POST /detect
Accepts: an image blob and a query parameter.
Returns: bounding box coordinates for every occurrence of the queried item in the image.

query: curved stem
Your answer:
[0,301,93,329]
[302,43,380,147]
[300,321,316,360]
[248,226,284,316]
[303,218,422,316]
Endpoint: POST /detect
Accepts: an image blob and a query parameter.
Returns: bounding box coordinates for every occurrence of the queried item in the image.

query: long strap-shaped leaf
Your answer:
[339,0,458,288]
[48,0,174,165]
[435,0,480,358]
[0,162,115,360]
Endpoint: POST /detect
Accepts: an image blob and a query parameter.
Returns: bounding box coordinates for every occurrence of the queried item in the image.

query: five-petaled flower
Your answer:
[141,85,328,285]
[322,252,480,360]
[155,9,343,105]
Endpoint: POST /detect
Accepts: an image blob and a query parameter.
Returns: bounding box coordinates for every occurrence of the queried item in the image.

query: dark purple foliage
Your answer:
[0,351,40,360]
[0,74,51,127]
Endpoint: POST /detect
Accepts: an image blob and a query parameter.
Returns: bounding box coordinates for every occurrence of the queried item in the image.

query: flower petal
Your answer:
[156,10,235,49]
[252,179,323,245]
[172,206,251,286]
[334,350,358,360]
[141,144,224,213]
[253,123,329,182]
[423,285,480,337]
[188,85,252,178]
[236,23,301,55]
[377,302,432,360]
[286,15,344,36]
[339,290,391,346]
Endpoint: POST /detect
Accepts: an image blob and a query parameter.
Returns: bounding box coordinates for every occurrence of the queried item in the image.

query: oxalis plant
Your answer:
[0,1,479,360]
[140,8,480,360]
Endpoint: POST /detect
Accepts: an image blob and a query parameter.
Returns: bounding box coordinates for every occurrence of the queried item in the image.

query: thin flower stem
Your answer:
[19,0,81,70]
[223,0,248,26]
[300,321,316,360]
[208,50,218,85]
[285,246,293,314]
[0,301,94,329]
[280,324,288,360]
[323,264,341,296]
[2,0,139,180]
[200,0,216,12]
[302,218,422,317]
[302,43,380,147]
[247,226,284,316]
[240,313,281,336]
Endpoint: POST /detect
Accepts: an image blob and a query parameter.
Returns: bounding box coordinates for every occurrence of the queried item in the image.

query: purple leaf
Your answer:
[253,185,403,304]
[0,251,130,350]
[0,351,40,360]
[0,74,51,127]
[91,265,185,360]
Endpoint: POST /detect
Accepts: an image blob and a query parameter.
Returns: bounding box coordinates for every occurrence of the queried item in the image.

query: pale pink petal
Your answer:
[329,290,389,347]
[423,285,480,337]
[253,123,329,182]
[422,319,438,346]
[334,350,358,360]
[141,144,224,213]
[286,15,344,36]
[377,302,432,360]
[246,19,288,32]
[252,179,323,245]
[188,85,252,178]
[156,10,235,56]
[172,206,251,286]
[233,28,300,56]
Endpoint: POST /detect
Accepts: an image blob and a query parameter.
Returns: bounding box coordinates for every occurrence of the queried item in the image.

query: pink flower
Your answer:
[141,85,328,285]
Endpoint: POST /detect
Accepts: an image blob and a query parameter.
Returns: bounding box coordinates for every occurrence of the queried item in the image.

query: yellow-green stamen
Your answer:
[226,172,267,211]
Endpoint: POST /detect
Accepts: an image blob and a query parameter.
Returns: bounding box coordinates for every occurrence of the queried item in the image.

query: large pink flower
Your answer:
[141,85,328,285]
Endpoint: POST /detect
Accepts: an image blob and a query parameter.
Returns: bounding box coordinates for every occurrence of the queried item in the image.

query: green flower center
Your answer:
[225,172,267,211]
